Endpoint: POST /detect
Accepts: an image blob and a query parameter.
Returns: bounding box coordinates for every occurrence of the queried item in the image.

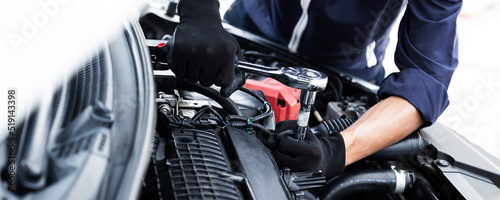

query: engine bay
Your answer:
[137,13,466,199]
[136,5,500,198]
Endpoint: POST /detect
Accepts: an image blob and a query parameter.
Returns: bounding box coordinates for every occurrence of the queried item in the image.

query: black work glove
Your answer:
[272,120,346,179]
[161,0,245,97]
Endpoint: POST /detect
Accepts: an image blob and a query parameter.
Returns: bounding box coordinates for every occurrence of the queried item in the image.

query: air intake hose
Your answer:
[312,119,428,161]
[320,169,414,200]
[368,132,429,160]
[311,118,355,138]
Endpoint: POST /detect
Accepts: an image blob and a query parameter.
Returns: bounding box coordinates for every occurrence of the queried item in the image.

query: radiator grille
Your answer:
[49,134,98,178]
[47,47,111,179]
[62,49,109,127]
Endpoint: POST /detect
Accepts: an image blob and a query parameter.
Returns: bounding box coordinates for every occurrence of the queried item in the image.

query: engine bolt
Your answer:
[159,104,172,114]
[437,159,450,167]
[158,92,167,99]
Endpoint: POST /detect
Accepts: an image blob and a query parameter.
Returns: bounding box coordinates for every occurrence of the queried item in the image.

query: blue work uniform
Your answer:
[225,0,462,125]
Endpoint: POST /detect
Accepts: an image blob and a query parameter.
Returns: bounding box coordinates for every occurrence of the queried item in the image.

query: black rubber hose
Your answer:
[178,80,244,116]
[368,132,429,160]
[329,74,343,99]
[412,173,439,200]
[239,86,267,103]
[320,170,412,200]
[313,119,429,161]
[191,106,226,125]
[327,81,340,102]
[311,118,355,138]
[237,87,273,121]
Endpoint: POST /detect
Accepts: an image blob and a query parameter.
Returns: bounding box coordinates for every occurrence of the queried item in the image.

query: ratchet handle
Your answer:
[235,61,328,92]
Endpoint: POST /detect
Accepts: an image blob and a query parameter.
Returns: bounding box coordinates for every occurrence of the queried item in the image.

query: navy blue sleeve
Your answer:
[378,0,462,126]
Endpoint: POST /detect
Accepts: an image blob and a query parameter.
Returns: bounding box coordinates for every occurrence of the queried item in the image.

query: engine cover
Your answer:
[143,127,290,200]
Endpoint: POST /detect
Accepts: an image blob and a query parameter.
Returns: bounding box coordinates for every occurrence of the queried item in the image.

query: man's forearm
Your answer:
[341,96,424,166]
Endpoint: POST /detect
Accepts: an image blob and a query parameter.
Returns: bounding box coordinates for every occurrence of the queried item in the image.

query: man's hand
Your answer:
[272,120,345,179]
[163,0,245,97]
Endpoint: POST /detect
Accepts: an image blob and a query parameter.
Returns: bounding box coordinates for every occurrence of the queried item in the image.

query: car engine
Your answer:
[140,74,421,200]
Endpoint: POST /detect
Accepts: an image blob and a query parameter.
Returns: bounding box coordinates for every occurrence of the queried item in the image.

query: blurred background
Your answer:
[438,0,500,160]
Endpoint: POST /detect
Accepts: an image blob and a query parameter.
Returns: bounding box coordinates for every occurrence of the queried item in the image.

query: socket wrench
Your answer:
[147,39,328,140]
[236,61,328,140]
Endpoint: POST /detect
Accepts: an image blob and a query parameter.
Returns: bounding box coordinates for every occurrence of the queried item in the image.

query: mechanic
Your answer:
[163,0,462,179]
